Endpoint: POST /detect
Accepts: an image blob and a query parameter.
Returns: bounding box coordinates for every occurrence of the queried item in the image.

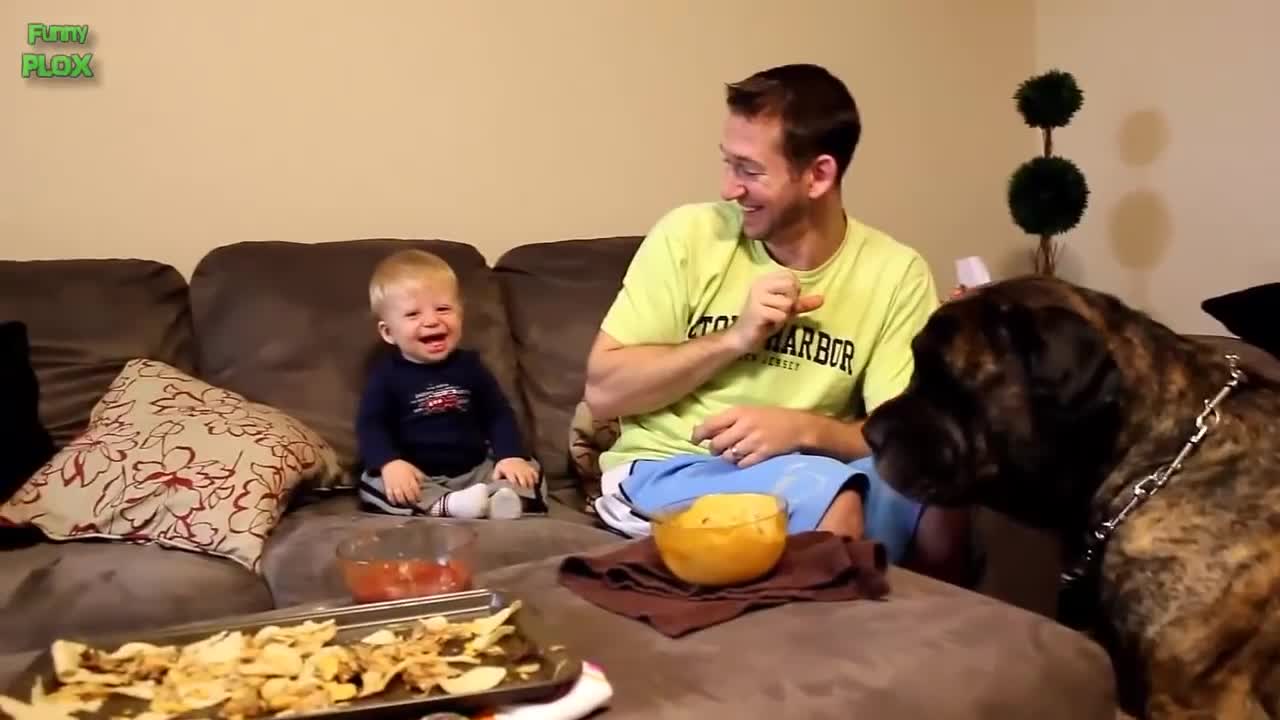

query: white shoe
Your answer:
[487,487,523,520]
[593,493,653,538]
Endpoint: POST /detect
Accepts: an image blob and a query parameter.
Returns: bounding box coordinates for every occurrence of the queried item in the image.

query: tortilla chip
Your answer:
[437,666,507,695]
[240,644,303,678]
[357,630,397,647]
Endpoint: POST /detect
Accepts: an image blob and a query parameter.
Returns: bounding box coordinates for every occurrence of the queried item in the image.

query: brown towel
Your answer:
[557,531,890,638]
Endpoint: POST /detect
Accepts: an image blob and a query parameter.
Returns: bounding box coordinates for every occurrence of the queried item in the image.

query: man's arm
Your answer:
[586,203,823,420]
[692,405,869,468]
[583,329,746,420]
[798,414,871,462]
[587,259,822,419]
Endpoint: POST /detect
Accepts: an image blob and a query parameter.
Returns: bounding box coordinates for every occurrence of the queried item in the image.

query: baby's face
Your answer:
[377,281,462,364]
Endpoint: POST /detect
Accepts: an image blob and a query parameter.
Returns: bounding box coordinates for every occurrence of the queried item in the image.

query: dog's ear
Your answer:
[1004,304,1124,426]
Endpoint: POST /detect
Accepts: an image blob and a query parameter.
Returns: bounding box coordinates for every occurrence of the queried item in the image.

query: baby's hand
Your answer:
[493,457,539,489]
[381,459,424,506]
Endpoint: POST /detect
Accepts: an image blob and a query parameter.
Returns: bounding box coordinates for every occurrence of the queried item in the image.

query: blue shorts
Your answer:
[600,452,924,565]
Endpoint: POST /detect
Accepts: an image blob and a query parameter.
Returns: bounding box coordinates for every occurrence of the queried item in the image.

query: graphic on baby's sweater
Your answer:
[412,383,471,415]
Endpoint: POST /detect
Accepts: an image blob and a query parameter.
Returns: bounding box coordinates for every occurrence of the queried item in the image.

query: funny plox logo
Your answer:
[22,23,93,78]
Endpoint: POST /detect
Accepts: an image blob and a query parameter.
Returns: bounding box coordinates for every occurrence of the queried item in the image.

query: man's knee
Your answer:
[817,488,865,538]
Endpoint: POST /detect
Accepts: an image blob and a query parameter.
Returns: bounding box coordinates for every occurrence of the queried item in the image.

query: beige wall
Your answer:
[3,1,1034,287]
[1035,1,1280,334]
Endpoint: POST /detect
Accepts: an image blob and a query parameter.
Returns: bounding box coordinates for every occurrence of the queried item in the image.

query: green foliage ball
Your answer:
[1007,156,1090,236]
[1015,69,1084,129]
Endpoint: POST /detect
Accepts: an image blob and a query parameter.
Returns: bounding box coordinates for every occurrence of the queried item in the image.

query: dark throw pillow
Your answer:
[1202,283,1280,359]
[0,321,55,503]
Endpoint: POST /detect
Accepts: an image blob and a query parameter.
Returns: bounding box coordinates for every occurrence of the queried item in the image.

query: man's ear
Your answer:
[806,154,839,199]
[1004,304,1125,426]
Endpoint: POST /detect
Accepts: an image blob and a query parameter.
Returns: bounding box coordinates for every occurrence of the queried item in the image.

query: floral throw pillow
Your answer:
[0,359,342,572]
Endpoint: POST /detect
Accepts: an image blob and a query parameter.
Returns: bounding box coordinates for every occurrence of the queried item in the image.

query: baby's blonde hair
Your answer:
[368,249,458,317]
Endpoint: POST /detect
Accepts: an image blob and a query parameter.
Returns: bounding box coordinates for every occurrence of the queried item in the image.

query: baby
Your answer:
[356,248,542,519]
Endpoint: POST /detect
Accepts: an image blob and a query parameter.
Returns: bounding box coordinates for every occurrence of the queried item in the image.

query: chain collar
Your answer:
[1060,353,1247,588]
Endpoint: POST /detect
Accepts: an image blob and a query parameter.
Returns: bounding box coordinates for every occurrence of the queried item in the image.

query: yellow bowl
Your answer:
[650,492,788,587]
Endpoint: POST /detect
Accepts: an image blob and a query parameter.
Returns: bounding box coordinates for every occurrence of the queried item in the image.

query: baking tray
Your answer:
[3,588,581,719]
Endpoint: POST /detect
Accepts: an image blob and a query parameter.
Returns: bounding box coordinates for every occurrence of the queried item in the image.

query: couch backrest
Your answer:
[0,259,195,446]
[188,239,524,476]
[494,236,642,483]
[1188,334,1280,382]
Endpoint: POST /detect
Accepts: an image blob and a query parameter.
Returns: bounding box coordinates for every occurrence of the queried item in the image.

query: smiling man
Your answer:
[583,64,976,585]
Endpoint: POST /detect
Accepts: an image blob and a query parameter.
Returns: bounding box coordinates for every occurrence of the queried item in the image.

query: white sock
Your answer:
[426,483,489,519]
[487,487,523,520]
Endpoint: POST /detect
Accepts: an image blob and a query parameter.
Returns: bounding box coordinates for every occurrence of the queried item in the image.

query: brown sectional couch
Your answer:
[4,235,1271,717]
[0,239,624,654]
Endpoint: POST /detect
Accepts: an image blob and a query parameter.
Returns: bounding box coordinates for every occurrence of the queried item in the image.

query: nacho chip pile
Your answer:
[0,601,543,720]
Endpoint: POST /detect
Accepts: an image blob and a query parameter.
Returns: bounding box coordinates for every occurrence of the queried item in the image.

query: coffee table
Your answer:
[475,550,1118,720]
[0,555,1119,720]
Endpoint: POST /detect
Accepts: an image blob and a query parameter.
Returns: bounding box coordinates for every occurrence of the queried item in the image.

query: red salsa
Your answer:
[343,558,473,603]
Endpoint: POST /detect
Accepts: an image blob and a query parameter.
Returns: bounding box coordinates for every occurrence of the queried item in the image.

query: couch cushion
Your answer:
[0,532,273,653]
[260,494,623,607]
[189,240,525,481]
[494,237,641,486]
[474,551,1117,720]
[1188,333,1280,383]
[1201,283,1280,359]
[0,650,37,693]
[0,259,195,448]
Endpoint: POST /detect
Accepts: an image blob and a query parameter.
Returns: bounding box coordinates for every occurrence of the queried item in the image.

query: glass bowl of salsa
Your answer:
[336,521,477,603]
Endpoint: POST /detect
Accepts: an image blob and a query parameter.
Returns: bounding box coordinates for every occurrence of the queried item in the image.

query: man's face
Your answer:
[719,112,810,241]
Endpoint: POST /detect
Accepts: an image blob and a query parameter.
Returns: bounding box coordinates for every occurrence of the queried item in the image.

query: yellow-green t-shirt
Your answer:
[597,201,940,473]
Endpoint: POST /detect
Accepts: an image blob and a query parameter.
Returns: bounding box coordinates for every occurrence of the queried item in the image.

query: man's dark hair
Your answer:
[725,63,861,183]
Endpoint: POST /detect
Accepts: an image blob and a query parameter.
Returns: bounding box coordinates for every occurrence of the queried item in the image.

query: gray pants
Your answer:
[358,457,545,516]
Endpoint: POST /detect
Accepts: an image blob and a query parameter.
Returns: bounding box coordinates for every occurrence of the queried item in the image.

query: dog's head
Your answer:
[863,276,1131,530]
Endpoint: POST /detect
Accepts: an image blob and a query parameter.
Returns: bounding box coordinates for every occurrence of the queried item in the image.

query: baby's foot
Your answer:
[426,483,489,519]
[487,487,523,520]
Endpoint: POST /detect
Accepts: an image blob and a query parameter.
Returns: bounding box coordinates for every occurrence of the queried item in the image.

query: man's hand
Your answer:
[692,406,810,468]
[493,457,539,489]
[380,459,424,506]
[728,270,824,353]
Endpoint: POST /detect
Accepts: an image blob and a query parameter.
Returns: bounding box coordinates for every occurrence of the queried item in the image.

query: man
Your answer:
[584,64,976,585]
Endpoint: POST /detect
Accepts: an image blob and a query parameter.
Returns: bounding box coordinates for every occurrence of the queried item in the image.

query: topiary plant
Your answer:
[1007,69,1089,276]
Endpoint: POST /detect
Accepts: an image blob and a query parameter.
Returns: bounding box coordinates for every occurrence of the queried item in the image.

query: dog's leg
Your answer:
[1259,663,1280,719]
[1140,605,1273,720]
[1108,506,1280,720]
[1146,678,1266,720]
[1143,625,1276,720]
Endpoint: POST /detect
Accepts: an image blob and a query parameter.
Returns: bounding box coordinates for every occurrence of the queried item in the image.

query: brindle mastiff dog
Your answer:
[862,275,1280,720]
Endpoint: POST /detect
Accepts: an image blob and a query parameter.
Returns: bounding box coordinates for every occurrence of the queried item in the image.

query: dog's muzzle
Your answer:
[864,395,972,506]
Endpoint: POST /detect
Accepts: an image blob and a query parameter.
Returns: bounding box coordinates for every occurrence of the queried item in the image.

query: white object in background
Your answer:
[490,661,614,720]
[955,256,992,288]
